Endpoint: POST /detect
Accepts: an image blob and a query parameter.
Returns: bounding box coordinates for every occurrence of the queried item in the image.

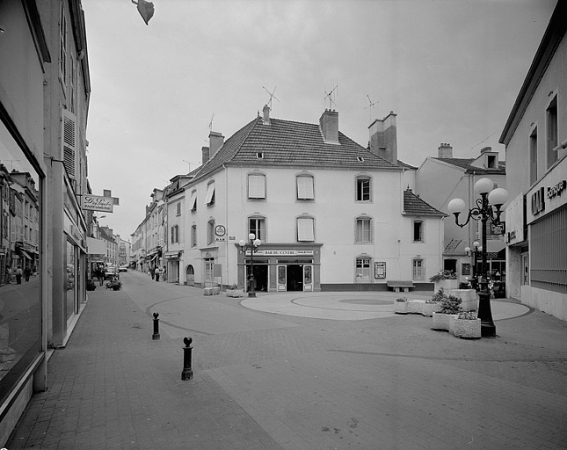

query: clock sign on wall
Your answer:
[214,225,226,237]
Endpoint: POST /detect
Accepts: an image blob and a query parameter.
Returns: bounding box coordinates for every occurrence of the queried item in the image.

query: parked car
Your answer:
[119,265,128,272]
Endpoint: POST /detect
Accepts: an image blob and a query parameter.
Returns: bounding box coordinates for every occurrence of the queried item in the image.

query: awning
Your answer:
[87,237,107,255]
[21,250,32,260]
[164,251,180,259]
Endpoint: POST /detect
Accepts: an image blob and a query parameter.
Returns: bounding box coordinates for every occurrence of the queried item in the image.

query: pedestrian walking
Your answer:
[24,267,31,282]
[5,266,11,284]
[155,267,160,282]
[15,267,23,284]
[150,266,155,280]
[96,266,104,286]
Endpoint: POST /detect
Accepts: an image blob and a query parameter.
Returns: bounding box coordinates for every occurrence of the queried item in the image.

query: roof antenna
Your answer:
[208,114,215,132]
[365,95,378,122]
[324,82,338,110]
[262,86,280,111]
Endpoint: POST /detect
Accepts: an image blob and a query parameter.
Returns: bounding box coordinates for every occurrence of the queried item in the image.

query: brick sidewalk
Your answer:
[6,272,567,449]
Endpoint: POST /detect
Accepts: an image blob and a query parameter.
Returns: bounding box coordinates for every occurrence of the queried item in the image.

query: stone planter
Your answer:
[204,287,214,296]
[434,279,459,292]
[421,302,442,317]
[227,289,244,298]
[394,299,408,314]
[449,316,481,339]
[431,312,458,331]
[407,300,425,314]
[446,289,478,312]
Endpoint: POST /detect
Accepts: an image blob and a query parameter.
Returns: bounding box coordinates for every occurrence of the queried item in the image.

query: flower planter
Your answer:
[421,302,442,317]
[431,312,458,331]
[449,316,481,339]
[435,279,459,292]
[394,299,408,314]
[446,289,478,312]
[407,300,425,314]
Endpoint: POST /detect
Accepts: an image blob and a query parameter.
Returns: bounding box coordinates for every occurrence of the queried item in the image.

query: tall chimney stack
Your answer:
[209,131,224,159]
[319,109,339,144]
[368,111,397,164]
[201,146,210,165]
[438,143,453,158]
[262,104,270,125]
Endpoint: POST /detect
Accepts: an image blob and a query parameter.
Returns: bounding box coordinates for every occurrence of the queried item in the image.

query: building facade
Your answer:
[499,1,567,321]
[162,107,445,292]
[416,144,507,287]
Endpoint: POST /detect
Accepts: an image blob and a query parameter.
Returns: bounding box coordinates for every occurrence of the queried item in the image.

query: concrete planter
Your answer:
[226,289,244,298]
[394,299,408,314]
[446,289,478,312]
[407,300,425,314]
[431,312,458,331]
[421,302,442,317]
[449,317,481,339]
[434,279,459,292]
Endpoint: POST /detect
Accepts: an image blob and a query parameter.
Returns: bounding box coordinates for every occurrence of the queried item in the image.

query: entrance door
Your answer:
[522,253,529,285]
[303,265,313,292]
[186,265,195,286]
[277,265,287,291]
[287,265,303,291]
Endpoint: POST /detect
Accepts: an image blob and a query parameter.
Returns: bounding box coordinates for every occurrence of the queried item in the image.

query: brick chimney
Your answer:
[438,143,453,158]
[368,111,397,164]
[319,109,339,144]
[209,131,224,159]
[201,146,210,164]
[262,104,270,125]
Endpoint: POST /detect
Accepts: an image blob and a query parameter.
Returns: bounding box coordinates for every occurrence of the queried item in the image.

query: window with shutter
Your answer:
[248,174,266,199]
[190,190,197,212]
[297,175,314,200]
[62,110,76,178]
[204,182,215,206]
[297,217,315,242]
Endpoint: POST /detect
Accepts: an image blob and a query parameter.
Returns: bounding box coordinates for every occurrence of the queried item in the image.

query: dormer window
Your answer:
[487,155,496,169]
[257,152,264,159]
[357,156,364,162]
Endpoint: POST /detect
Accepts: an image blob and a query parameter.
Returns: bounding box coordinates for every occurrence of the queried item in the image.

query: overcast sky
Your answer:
[81,0,556,240]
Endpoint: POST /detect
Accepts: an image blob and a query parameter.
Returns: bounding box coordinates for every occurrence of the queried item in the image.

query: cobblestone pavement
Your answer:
[6,270,567,449]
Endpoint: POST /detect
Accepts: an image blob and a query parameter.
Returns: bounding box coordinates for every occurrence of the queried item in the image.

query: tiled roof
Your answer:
[403,188,447,217]
[191,115,403,183]
[434,157,506,175]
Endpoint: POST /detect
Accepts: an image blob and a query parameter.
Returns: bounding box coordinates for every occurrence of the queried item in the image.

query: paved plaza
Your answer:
[6,270,567,449]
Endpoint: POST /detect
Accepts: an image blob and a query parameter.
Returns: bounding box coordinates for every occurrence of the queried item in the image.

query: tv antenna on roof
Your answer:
[262,86,280,111]
[365,95,378,122]
[209,114,215,132]
[324,83,338,109]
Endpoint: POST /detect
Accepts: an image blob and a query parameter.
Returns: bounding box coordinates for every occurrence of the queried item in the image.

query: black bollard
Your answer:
[181,337,193,380]
[152,312,160,340]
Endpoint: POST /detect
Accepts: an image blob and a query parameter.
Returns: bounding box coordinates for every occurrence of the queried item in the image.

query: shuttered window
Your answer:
[297,175,314,200]
[248,174,266,199]
[297,217,314,242]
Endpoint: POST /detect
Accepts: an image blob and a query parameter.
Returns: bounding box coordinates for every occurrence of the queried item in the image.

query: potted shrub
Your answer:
[226,284,237,297]
[430,270,458,291]
[450,311,481,339]
[431,290,462,331]
[422,290,443,317]
[394,297,408,314]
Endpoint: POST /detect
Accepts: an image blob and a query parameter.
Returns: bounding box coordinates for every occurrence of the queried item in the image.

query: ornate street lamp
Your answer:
[448,178,509,337]
[239,233,262,297]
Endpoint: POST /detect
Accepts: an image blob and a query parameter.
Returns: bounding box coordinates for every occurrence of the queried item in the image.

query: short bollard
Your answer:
[152,313,160,340]
[181,337,193,380]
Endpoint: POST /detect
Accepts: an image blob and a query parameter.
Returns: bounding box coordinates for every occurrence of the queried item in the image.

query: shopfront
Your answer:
[164,250,181,283]
[237,244,322,292]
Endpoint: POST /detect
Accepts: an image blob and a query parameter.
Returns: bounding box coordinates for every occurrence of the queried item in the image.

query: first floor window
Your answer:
[204,182,215,206]
[249,217,266,241]
[297,217,315,242]
[413,259,425,281]
[356,257,371,282]
[413,220,423,242]
[297,174,314,200]
[356,217,372,243]
[171,225,179,243]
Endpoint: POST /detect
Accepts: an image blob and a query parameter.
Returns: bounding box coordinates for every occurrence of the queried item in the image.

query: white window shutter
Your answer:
[62,109,76,178]
[204,182,215,205]
[297,217,314,242]
[248,174,265,199]
[297,176,314,200]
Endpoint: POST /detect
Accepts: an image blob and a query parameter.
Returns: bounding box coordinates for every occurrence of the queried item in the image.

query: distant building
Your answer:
[162,107,445,292]
[416,144,506,285]
[499,1,567,320]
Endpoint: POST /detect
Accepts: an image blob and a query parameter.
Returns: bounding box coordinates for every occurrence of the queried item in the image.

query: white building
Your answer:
[499,1,567,321]
[166,107,445,292]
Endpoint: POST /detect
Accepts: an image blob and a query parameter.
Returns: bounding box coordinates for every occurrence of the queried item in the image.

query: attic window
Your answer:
[357,156,364,162]
[257,152,264,159]
[487,155,496,168]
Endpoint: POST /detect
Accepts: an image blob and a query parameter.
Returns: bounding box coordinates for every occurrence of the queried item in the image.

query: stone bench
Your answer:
[387,280,414,292]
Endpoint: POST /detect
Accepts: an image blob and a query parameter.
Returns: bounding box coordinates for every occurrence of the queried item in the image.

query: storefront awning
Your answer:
[164,251,181,259]
[21,250,32,260]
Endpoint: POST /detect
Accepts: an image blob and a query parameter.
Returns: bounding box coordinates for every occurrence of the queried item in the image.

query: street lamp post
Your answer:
[239,233,261,297]
[448,178,508,337]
